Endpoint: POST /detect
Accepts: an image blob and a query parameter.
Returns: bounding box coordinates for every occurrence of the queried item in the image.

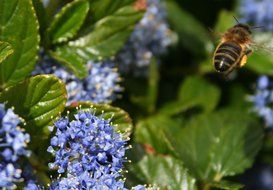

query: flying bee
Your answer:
[213,19,254,77]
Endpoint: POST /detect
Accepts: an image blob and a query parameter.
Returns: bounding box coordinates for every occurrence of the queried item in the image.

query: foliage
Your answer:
[0,0,272,189]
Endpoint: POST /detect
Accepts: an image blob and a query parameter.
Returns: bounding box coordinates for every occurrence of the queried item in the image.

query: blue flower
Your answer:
[116,0,175,74]
[50,172,126,190]
[0,108,30,162]
[133,185,146,190]
[249,76,273,127]
[257,75,269,89]
[0,104,31,189]
[72,61,122,104]
[239,0,273,31]
[48,110,127,189]
[34,56,122,104]
[132,185,159,190]
[0,163,22,189]
[24,180,40,190]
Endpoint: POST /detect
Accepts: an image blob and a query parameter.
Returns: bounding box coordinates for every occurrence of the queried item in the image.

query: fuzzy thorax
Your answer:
[221,25,252,45]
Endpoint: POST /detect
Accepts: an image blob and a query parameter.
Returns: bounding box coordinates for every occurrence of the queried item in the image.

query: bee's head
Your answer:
[234,23,252,35]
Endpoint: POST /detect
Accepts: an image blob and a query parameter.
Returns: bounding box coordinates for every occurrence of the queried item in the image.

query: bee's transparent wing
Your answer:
[251,33,273,54]
[250,43,273,54]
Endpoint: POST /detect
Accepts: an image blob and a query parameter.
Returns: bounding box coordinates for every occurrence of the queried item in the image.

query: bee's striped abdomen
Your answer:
[213,41,242,72]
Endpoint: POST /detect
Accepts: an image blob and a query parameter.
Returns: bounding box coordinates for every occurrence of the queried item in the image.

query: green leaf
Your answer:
[65,102,133,138]
[47,0,90,44]
[227,85,251,110]
[49,49,87,79]
[32,0,48,39]
[135,115,180,154]
[88,0,134,24]
[166,110,263,181]
[199,58,214,74]
[159,76,220,115]
[208,181,243,190]
[0,41,13,63]
[53,5,144,62]
[130,155,197,190]
[0,75,67,140]
[0,0,40,88]
[166,0,212,56]
[246,52,273,75]
[178,76,220,109]
[214,10,235,33]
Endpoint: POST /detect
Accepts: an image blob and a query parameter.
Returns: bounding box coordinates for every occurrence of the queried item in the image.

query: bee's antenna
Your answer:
[251,25,264,30]
[233,16,240,24]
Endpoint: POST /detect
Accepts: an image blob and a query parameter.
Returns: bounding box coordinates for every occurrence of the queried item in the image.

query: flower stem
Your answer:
[147,57,159,114]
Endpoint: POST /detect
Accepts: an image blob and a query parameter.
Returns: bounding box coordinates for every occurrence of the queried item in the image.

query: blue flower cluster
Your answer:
[116,0,175,73]
[0,104,31,189]
[240,0,273,31]
[24,180,40,190]
[48,111,128,189]
[34,56,122,104]
[249,76,273,127]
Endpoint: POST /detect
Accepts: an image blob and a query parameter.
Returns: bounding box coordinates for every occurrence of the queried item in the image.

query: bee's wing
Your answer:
[207,27,224,42]
[250,33,273,54]
[250,42,273,54]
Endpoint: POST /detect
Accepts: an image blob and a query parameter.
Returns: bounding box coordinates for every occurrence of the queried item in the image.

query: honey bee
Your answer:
[213,21,253,77]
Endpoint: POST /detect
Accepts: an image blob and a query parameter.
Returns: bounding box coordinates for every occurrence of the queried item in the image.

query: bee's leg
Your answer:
[239,55,248,67]
[224,67,235,80]
[224,71,232,80]
[245,49,253,56]
[237,49,253,68]
[239,49,252,67]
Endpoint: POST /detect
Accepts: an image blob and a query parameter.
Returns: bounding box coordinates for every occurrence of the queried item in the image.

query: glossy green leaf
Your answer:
[65,102,133,138]
[130,155,197,190]
[0,41,13,63]
[47,0,89,44]
[53,5,144,62]
[32,0,48,38]
[0,0,40,88]
[49,49,87,78]
[88,0,134,24]
[0,75,67,139]
[135,115,180,154]
[166,110,263,181]
[159,76,220,115]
